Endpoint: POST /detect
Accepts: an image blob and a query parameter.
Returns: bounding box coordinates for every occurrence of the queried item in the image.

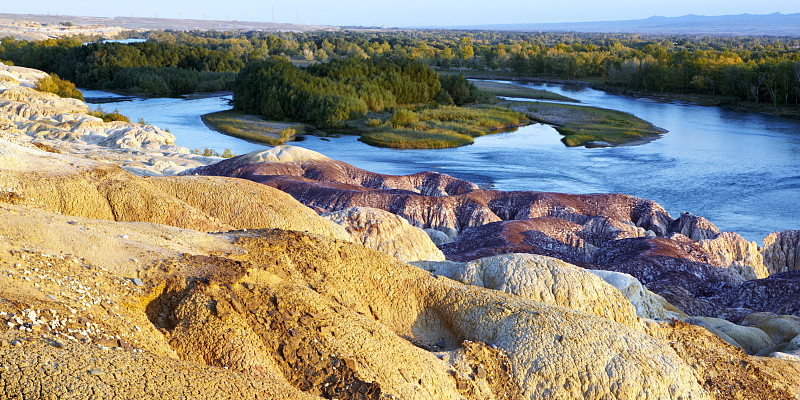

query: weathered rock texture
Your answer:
[323,207,445,262]
[764,230,800,274]
[588,269,686,321]
[699,231,768,280]
[714,271,800,318]
[415,254,643,329]
[0,63,219,175]
[669,212,721,241]
[0,138,351,240]
[189,148,675,241]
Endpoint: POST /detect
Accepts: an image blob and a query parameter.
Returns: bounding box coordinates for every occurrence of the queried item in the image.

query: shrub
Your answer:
[391,109,418,127]
[34,74,84,100]
[88,107,131,123]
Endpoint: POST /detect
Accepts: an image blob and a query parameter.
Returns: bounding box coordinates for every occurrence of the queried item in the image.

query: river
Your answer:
[81,83,800,242]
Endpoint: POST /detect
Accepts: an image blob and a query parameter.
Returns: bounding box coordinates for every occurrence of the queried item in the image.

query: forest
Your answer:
[1,29,799,109]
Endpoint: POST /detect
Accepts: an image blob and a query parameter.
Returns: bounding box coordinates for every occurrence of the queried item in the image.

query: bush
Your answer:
[438,74,489,106]
[88,107,131,123]
[34,74,84,100]
[391,109,418,127]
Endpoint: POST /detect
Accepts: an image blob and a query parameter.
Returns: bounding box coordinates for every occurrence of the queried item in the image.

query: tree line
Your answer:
[0,37,239,96]
[2,30,799,107]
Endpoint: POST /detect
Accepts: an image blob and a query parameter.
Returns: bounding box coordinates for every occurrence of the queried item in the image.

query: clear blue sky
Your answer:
[8,1,800,27]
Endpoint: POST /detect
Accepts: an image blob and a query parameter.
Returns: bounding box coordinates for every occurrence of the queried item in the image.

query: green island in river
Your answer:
[200,56,665,149]
[203,77,665,149]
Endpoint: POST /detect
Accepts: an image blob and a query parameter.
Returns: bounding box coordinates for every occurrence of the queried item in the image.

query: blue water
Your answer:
[81,83,800,242]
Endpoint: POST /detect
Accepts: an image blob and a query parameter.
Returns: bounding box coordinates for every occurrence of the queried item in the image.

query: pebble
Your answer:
[88,369,104,375]
[132,278,144,286]
[11,340,22,347]
[53,340,66,349]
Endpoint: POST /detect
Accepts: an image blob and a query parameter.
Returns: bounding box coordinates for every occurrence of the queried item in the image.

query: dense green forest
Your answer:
[233,56,484,126]
[1,29,799,109]
[0,36,238,95]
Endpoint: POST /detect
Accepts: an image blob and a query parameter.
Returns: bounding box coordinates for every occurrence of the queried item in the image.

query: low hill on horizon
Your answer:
[441,13,800,36]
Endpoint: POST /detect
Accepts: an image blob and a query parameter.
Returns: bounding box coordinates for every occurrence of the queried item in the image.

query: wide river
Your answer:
[82,82,800,242]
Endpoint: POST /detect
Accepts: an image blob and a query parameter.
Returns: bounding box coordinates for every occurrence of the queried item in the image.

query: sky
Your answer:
[7,0,800,27]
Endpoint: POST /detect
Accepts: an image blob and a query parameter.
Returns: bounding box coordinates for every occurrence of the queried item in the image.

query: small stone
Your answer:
[10,340,22,347]
[476,364,487,380]
[53,340,66,349]
[132,278,144,287]
[88,369,104,375]
[121,235,129,240]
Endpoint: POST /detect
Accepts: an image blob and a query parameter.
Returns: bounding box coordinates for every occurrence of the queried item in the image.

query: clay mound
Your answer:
[714,271,800,318]
[669,212,721,241]
[0,138,350,240]
[688,316,775,354]
[593,237,741,300]
[322,206,445,262]
[588,269,686,321]
[188,145,479,196]
[440,218,596,265]
[223,145,330,165]
[415,253,643,329]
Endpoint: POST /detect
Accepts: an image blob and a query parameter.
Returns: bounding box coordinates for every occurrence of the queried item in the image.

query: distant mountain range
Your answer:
[444,13,800,36]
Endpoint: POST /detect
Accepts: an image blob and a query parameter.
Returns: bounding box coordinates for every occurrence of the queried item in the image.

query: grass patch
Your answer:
[201,110,310,145]
[350,105,529,149]
[471,80,579,103]
[502,100,666,147]
[204,105,527,149]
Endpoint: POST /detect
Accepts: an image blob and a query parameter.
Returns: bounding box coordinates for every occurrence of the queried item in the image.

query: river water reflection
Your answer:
[82,83,800,241]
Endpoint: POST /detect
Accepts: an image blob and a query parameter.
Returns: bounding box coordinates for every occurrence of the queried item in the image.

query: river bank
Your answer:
[455,70,800,120]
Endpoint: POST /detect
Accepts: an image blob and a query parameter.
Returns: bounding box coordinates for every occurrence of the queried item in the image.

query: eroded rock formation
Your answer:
[322,206,445,262]
[764,230,800,274]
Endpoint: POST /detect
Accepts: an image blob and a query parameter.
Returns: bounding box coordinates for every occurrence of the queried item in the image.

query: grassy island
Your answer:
[226,56,529,149]
[471,80,579,103]
[353,105,528,148]
[503,100,666,147]
[201,110,309,145]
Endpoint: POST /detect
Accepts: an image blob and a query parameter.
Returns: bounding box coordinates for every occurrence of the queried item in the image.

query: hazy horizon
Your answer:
[4,1,800,27]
